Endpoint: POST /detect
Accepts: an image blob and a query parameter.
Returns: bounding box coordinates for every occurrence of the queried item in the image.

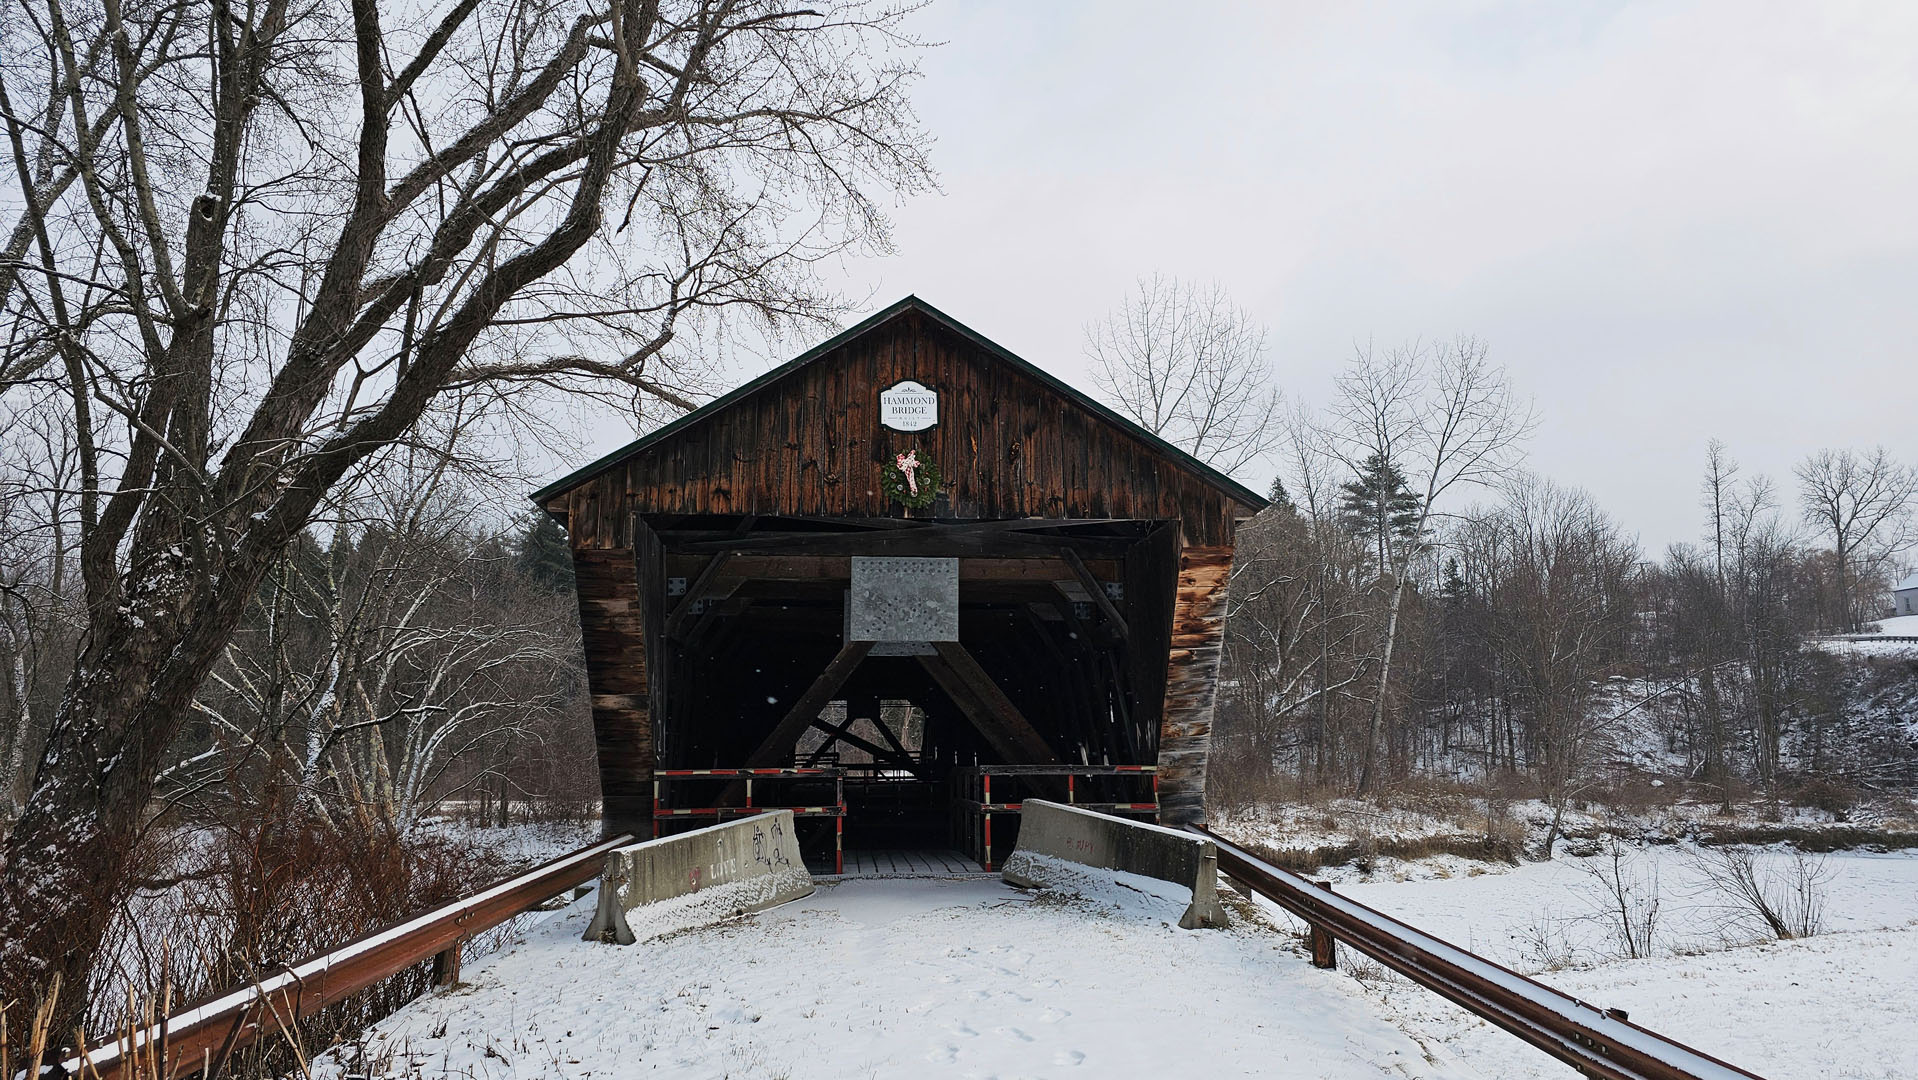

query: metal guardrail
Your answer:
[65,833,635,1080]
[1193,825,1768,1080]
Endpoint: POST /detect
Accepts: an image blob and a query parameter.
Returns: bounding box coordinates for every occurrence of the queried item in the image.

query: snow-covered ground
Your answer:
[413,816,599,865]
[1300,844,1918,1080]
[1864,614,1918,637]
[1816,613,1918,657]
[316,829,1918,1080]
[320,872,1479,1079]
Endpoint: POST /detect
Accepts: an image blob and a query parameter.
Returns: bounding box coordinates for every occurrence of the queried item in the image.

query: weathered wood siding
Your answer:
[571,547,653,839]
[545,308,1249,547]
[1156,542,1234,827]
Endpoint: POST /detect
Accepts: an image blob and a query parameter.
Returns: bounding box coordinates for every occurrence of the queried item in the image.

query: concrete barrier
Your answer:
[584,811,814,945]
[1000,800,1228,929]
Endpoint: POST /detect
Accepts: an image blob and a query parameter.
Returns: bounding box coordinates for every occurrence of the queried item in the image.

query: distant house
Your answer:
[1896,573,1918,617]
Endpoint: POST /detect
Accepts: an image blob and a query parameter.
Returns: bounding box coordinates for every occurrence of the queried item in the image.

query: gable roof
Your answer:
[531,295,1269,510]
[1896,573,1918,593]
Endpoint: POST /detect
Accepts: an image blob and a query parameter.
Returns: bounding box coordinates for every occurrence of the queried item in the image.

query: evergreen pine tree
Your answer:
[1439,556,1470,606]
[1267,475,1295,513]
[515,511,576,593]
[1339,452,1423,574]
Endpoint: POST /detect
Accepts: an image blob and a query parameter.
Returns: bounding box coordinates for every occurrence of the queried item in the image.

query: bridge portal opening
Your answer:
[640,514,1176,871]
[534,298,1260,870]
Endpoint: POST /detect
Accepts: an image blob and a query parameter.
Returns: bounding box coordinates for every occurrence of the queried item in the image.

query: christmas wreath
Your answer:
[882,448,942,508]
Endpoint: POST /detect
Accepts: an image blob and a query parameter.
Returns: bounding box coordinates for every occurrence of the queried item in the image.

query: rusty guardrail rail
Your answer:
[64,833,635,1080]
[1193,825,1768,1080]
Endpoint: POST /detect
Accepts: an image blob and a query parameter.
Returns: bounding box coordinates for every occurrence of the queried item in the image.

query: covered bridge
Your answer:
[534,297,1265,867]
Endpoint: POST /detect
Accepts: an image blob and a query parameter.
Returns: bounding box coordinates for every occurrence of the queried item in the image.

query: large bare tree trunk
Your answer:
[0,0,932,1036]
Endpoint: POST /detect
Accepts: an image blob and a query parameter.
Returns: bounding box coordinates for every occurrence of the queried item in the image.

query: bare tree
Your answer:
[1084,275,1282,475]
[1312,338,1534,792]
[1473,475,1637,847]
[1690,844,1831,941]
[0,413,81,819]
[182,444,579,836]
[1577,835,1661,959]
[1796,447,1918,631]
[0,0,933,1023]
[1702,438,1739,586]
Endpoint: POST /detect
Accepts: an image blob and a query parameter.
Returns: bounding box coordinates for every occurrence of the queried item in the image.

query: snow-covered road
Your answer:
[323,873,1475,1079]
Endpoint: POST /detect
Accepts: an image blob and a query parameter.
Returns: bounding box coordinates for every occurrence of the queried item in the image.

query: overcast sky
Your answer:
[784,0,1917,554]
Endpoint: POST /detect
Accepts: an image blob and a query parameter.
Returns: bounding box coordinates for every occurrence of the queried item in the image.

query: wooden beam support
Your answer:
[801,711,862,767]
[663,551,734,641]
[916,642,1058,765]
[669,521,1138,558]
[662,554,1123,584]
[1062,548,1129,641]
[869,708,915,760]
[805,718,921,774]
[743,640,875,767]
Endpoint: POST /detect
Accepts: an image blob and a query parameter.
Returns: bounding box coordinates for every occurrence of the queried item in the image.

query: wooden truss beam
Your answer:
[662,551,734,641]
[1061,548,1129,641]
[804,717,922,774]
[915,642,1058,766]
[667,521,1139,558]
[744,640,874,767]
[662,555,1122,583]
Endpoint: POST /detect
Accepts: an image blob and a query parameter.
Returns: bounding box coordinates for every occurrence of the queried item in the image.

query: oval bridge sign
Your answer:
[880,379,938,431]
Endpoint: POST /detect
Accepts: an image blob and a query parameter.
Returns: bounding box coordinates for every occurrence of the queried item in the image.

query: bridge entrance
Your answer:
[533,298,1261,850]
[634,514,1178,870]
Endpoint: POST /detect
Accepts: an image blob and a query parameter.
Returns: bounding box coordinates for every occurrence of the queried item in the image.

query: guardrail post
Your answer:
[431,942,463,986]
[983,773,994,871]
[1309,881,1337,970]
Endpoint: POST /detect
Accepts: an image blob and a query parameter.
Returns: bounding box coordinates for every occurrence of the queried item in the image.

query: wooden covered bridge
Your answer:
[534,297,1265,868]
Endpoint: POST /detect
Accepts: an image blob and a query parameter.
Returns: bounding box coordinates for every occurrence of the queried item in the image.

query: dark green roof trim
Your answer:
[530,295,1270,512]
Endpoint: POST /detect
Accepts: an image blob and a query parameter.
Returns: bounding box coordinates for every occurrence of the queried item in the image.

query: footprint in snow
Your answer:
[1052,1050,1086,1066]
[995,1026,1034,1043]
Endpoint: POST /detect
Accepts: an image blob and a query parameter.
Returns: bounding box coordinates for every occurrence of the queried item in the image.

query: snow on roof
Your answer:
[1894,572,1918,593]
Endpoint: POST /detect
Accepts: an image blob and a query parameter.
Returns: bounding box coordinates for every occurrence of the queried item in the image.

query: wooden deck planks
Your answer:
[834,849,986,878]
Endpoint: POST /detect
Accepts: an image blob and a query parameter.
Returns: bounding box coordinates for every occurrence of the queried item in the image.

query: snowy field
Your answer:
[320,873,1479,1080]
[1308,845,1918,1080]
[1864,614,1918,637]
[1818,613,1918,658]
[415,817,600,865]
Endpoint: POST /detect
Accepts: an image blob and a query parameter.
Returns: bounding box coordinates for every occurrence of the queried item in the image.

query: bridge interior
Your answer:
[642,513,1178,866]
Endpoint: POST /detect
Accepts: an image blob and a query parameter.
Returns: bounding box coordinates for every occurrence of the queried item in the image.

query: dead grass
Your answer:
[1227,830,1524,875]
[1691,824,1918,852]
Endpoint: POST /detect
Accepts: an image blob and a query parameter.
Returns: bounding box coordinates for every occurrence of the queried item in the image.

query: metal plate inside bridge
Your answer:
[848,556,959,642]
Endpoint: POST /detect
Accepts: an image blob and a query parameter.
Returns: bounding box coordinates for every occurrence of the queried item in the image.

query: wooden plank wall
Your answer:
[544,310,1251,548]
[1156,541,1235,827]
[570,547,653,839]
